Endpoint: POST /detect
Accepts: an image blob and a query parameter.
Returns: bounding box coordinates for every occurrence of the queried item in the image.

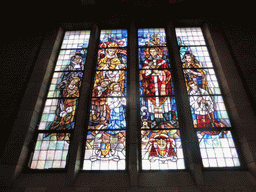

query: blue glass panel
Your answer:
[138,28,166,47]
[99,29,128,48]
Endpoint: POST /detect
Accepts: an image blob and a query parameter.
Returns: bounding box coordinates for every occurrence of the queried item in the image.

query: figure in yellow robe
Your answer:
[95,42,125,92]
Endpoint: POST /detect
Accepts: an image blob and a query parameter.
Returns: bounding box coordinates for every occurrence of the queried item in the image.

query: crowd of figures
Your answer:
[44,31,231,169]
[85,36,128,165]
[140,31,230,168]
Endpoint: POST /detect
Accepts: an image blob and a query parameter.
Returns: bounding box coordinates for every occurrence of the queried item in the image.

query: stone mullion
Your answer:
[166,23,204,186]
[127,20,139,189]
[65,24,99,186]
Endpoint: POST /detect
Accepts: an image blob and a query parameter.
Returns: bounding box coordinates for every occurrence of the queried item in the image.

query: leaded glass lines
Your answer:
[29,30,91,169]
[139,28,185,170]
[175,27,240,168]
[83,29,128,170]
[29,26,242,171]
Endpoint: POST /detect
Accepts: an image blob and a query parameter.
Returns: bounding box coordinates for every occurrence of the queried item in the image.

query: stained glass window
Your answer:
[175,27,240,168]
[29,27,241,171]
[29,30,91,169]
[139,28,185,170]
[83,29,128,170]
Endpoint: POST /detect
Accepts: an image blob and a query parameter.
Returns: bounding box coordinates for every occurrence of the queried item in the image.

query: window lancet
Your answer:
[139,28,185,170]
[175,27,240,168]
[29,30,91,169]
[83,29,128,170]
[28,26,242,171]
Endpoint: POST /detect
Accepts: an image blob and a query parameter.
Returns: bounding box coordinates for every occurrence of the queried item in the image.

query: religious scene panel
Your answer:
[141,130,185,170]
[183,68,221,95]
[30,133,71,169]
[140,96,178,129]
[138,47,170,69]
[189,95,231,128]
[92,71,127,97]
[83,29,128,170]
[180,48,213,69]
[47,72,83,98]
[139,69,174,97]
[175,27,231,129]
[29,30,91,170]
[38,98,78,131]
[138,28,166,47]
[197,130,240,167]
[88,95,127,131]
[54,49,87,71]
[180,46,213,68]
[83,130,126,170]
[99,29,128,48]
[96,48,127,70]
